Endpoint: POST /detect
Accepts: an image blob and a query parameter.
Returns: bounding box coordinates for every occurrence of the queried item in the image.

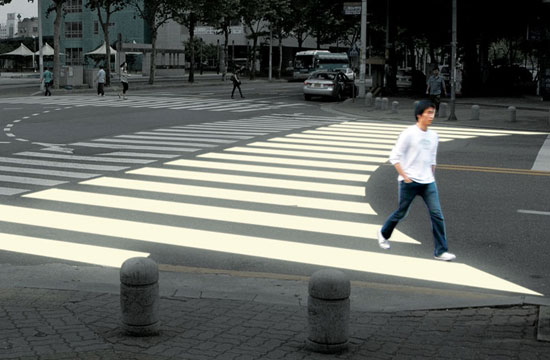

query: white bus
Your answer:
[293,50,354,80]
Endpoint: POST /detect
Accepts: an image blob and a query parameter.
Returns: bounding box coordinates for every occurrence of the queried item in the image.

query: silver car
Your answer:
[303,71,357,101]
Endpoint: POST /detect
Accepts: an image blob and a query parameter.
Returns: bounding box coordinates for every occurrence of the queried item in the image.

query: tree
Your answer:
[265,0,292,79]
[171,0,205,83]
[130,0,174,84]
[202,0,240,80]
[240,0,271,80]
[86,0,130,86]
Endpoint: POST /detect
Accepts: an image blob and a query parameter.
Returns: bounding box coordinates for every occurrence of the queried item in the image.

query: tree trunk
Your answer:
[103,16,111,86]
[250,36,258,80]
[188,15,195,83]
[53,3,62,90]
[223,27,229,79]
[278,30,283,79]
[149,29,157,85]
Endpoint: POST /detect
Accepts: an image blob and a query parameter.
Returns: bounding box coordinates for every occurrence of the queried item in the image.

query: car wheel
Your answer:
[304,94,312,101]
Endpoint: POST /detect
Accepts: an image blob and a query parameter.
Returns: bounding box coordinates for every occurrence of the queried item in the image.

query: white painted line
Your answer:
[128,167,366,196]
[0,156,128,171]
[198,153,378,172]
[224,146,388,163]
[116,135,235,143]
[0,203,539,295]
[0,175,67,186]
[27,189,391,241]
[0,232,149,268]
[267,137,394,150]
[71,142,201,152]
[166,159,370,182]
[0,165,98,179]
[138,131,253,140]
[246,141,391,157]
[532,135,550,172]
[82,177,376,215]
[518,209,550,216]
[99,152,178,158]
[92,138,220,147]
[15,152,155,164]
[161,128,267,136]
[0,187,28,195]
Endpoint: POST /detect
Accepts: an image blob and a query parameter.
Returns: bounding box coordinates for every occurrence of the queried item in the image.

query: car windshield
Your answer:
[312,73,336,80]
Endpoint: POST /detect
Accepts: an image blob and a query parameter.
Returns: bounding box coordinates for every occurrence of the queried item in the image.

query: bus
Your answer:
[293,50,353,80]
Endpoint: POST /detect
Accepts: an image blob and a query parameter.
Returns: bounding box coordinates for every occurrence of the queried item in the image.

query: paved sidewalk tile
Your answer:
[1,288,549,359]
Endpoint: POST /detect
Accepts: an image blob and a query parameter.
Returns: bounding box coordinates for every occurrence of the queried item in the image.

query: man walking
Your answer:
[426,68,446,115]
[230,69,244,99]
[43,68,53,96]
[377,100,456,261]
[96,65,106,96]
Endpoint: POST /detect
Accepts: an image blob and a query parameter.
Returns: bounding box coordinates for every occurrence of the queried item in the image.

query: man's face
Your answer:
[418,107,436,127]
[433,69,439,76]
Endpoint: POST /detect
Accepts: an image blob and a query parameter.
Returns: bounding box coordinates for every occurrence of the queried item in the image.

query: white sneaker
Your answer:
[434,252,456,261]
[377,229,390,250]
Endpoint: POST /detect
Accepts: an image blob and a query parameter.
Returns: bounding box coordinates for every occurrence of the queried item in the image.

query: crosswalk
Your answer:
[0,95,306,113]
[0,119,545,295]
[0,113,352,196]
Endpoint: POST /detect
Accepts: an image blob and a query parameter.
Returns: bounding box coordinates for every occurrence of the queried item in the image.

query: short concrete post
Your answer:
[375,97,382,110]
[439,102,448,118]
[471,105,480,120]
[306,269,350,353]
[365,92,373,107]
[120,257,160,336]
[508,106,517,122]
[381,97,389,111]
[391,101,399,113]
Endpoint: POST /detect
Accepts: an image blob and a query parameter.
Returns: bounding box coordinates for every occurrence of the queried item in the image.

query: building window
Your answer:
[65,48,82,65]
[65,22,82,38]
[65,0,82,13]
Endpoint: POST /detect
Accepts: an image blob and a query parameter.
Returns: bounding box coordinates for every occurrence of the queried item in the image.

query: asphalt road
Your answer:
[0,81,548,302]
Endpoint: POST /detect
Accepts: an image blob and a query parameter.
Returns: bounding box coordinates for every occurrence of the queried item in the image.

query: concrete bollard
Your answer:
[471,105,480,120]
[439,102,448,118]
[306,269,350,353]
[365,92,373,107]
[508,106,517,122]
[120,257,160,336]
[375,97,382,110]
[381,97,389,111]
[391,101,399,113]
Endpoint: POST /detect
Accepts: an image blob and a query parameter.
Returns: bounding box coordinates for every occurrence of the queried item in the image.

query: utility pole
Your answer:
[37,0,44,92]
[448,0,458,121]
[269,28,272,82]
[359,0,367,97]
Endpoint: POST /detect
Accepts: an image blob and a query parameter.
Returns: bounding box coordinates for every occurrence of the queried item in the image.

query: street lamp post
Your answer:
[359,0,367,98]
[448,0,458,121]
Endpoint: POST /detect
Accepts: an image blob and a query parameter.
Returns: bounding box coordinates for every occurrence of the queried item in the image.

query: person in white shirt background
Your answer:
[377,100,456,261]
[119,62,129,100]
[96,65,106,96]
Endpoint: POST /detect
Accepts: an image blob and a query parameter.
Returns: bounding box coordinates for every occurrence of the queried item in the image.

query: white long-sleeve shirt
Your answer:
[388,125,438,184]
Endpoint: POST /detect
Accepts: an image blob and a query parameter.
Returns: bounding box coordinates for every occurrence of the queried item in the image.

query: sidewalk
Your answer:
[328,95,550,132]
[1,263,549,359]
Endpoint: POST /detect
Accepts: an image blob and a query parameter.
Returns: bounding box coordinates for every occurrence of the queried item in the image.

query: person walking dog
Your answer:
[377,100,456,261]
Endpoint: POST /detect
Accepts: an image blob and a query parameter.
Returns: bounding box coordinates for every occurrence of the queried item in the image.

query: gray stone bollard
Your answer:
[508,106,517,122]
[381,97,389,111]
[471,105,480,120]
[120,257,160,336]
[439,102,448,118]
[375,97,382,110]
[365,92,373,107]
[306,269,350,353]
[391,101,399,113]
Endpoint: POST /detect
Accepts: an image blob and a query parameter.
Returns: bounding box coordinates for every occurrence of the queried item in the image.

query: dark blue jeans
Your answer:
[381,181,448,256]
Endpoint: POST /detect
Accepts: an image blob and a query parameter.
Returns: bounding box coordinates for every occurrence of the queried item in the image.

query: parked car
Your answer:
[303,71,358,101]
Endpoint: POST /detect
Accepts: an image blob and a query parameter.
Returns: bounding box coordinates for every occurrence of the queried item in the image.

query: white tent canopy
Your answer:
[85,42,117,56]
[34,43,60,56]
[0,43,34,56]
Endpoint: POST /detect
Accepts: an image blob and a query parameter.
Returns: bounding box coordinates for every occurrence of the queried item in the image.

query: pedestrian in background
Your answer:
[43,68,53,96]
[230,69,244,99]
[426,68,446,115]
[118,62,129,100]
[96,65,106,96]
[377,100,456,262]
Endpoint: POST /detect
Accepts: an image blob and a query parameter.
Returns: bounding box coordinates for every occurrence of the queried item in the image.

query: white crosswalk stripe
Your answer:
[0,119,543,296]
[0,113,349,196]
[0,95,306,113]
